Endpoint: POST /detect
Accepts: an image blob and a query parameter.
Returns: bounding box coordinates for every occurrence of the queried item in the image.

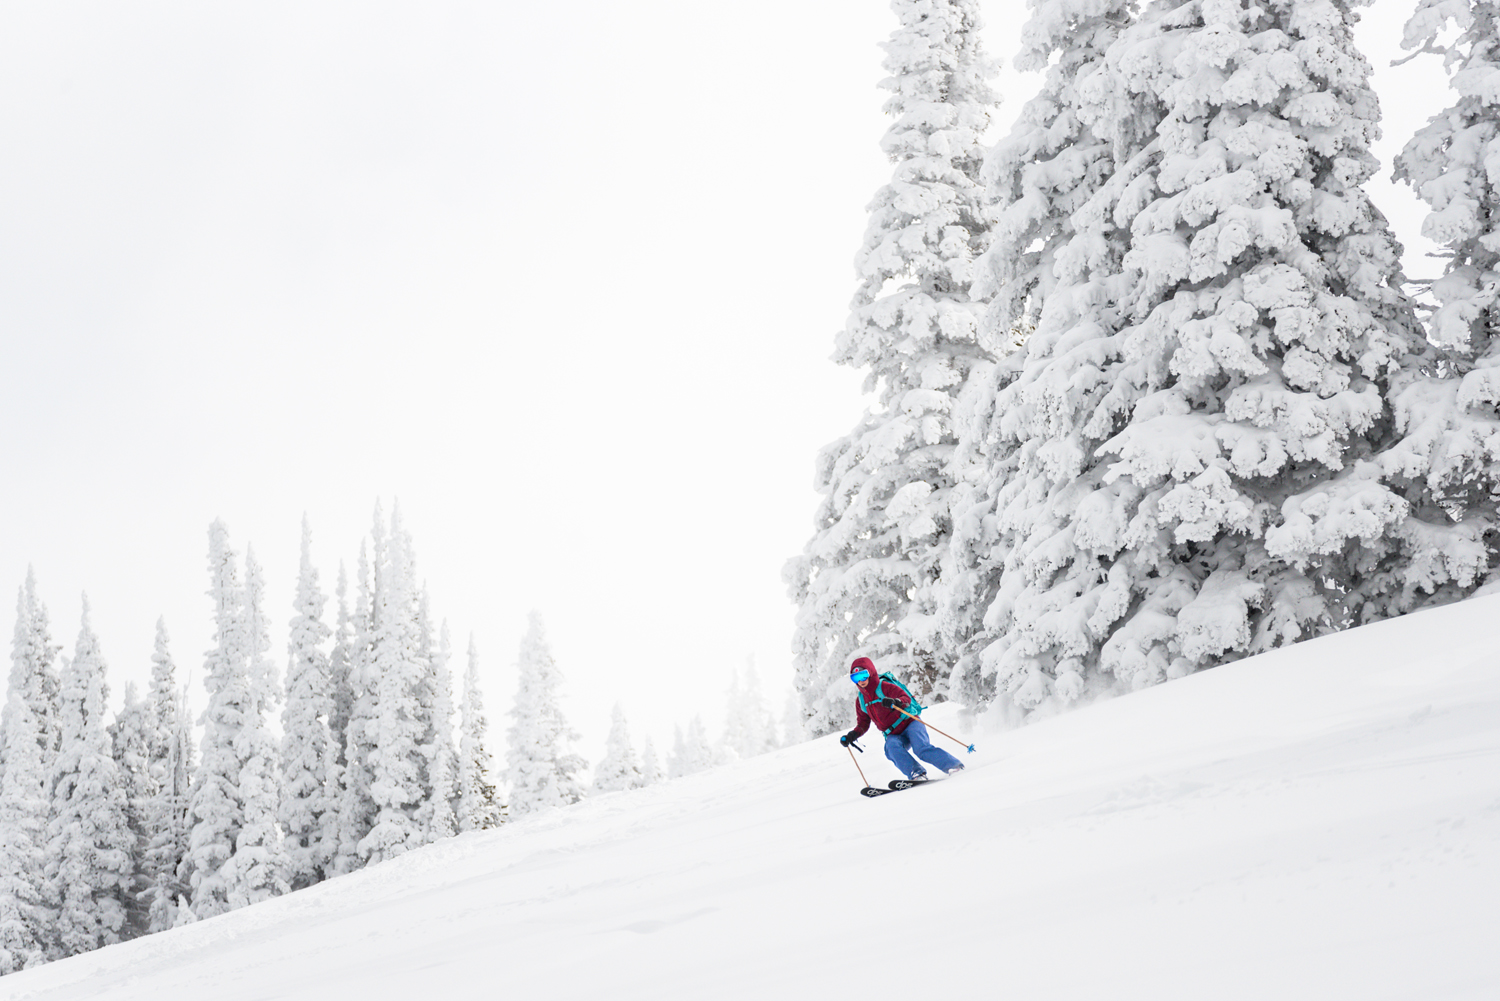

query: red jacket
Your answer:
[848,675,914,739]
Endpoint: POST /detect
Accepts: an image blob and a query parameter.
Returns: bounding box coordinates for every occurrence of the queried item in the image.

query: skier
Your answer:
[838,657,964,780]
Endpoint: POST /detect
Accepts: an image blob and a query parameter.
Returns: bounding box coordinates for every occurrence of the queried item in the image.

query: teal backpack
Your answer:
[857,672,925,735]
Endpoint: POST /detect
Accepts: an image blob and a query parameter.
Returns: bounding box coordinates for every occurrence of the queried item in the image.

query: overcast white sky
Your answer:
[0,0,1447,766]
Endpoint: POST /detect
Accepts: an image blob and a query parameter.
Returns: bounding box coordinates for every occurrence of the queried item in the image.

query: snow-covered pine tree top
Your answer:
[352,542,373,685]
[368,503,386,638]
[283,520,333,736]
[592,703,643,794]
[109,680,153,805]
[287,517,332,683]
[347,537,377,729]
[328,560,353,759]
[282,519,332,742]
[202,520,250,702]
[5,569,62,767]
[836,0,997,393]
[244,546,279,708]
[970,0,1135,346]
[145,617,178,772]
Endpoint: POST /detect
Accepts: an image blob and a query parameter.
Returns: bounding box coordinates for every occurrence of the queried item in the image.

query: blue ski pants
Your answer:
[884,720,962,777]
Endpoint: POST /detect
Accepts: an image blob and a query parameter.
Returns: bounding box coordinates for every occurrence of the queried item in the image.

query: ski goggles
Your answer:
[850,669,871,684]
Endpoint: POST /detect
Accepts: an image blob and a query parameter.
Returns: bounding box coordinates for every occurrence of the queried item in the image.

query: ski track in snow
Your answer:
[8,597,1500,1000]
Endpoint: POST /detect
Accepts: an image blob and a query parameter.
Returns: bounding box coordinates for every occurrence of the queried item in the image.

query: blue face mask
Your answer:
[850,669,870,684]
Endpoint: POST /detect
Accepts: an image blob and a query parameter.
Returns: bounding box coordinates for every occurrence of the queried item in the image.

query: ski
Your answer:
[858,777,930,798]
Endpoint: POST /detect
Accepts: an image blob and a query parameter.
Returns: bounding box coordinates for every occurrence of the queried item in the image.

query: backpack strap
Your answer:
[880,673,923,711]
[875,679,910,736]
[857,677,924,735]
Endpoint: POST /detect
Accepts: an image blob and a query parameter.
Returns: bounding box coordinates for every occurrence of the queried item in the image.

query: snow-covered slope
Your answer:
[10,596,1500,1001]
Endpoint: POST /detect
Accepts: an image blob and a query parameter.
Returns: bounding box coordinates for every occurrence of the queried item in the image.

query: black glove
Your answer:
[840,731,858,746]
[879,697,896,708]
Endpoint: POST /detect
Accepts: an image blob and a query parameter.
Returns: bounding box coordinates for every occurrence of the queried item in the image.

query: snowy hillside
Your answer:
[9,596,1499,1001]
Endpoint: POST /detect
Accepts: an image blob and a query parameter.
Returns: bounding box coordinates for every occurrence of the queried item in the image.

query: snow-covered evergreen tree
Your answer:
[108,682,153,939]
[727,660,779,759]
[360,506,428,864]
[779,690,807,748]
[456,635,502,832]
[0,689,51,972]
[144,618,180,782]
[1383,0,1500,591]
[332,540,377,875]
[944,0,1438,712]
[216,546,289,909]
[0,572,62,971]
[3,570,61,782]
[281,517,337,889]
[687,716,715,773]
[719,668,748,763]
[47,598,135,956]
[667,725,688,780]
[638,735,662,786]
[786,0,999,735]
[419,617,458,843]
[592,704,644,793]
[505,613,586,817]
[328,562,354,767]
[1397,0,1500,357]
[187,524,288,919]
[140,619,192,934]
[666,717,714,778]
[144,676,193,936]
[937,0,1137,705]
[109,683,151,800]
[185,524,245,916]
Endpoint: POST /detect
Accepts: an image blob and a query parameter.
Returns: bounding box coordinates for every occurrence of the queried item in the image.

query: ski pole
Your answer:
[846,743,871,788]
[890,704,976,753]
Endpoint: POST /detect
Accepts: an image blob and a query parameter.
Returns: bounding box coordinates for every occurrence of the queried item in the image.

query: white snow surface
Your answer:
[9,595,1500,1000]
